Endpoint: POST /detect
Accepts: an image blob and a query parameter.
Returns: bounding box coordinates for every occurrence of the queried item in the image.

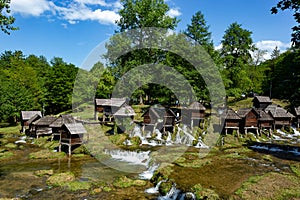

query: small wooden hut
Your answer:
[32,116,57,138]
[181,101,206,128]
[114,105,136,132]
[49,114,77,141]
[20,111,42,132]
[59,123,87,156]
[252,96,272,109]
[222,109,241,135]
[142,107,177,133]
[94,98,126,122]
[265,105,294,129]
[294,106,300,128]
[27,114,42,134]
[237,108,259,135]
[256,109,274,135]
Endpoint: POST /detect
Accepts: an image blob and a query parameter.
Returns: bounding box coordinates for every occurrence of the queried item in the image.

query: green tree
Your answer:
[220,22,256,97]
[105,0,179,104]
[44,57,78,114]
[185,11,215,57]
[0,0,18,34]
[271,0,300,48]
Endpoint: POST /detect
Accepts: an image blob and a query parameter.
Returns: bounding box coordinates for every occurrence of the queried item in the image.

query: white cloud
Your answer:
[255,40,291,60]
[167,8,181,18]
[11,0,51,16]
[11,0,120,25]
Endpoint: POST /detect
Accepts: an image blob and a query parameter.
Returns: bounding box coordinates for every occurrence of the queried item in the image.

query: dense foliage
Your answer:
[0,0,18,34]
[1,0,299,123]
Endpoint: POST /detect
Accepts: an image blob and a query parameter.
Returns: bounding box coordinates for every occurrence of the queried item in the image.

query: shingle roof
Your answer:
[33,116,57,126]
[188,101,206,110]
[253,96,272,103]
[256,109,274,121]
[237,108,252,118]
[27,114,42,124]
[95,98,126,107]
[224,109,241,120]
[114,105,136,116]
[265,106,294,118]
[21,111,42,120]
[64,123,87,135]
[50,114,76,128]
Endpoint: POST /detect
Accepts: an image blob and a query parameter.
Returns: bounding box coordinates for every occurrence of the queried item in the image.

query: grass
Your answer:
[0,124,21,135]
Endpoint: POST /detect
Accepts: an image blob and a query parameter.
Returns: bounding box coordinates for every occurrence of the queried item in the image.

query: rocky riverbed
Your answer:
[1,125,300,200]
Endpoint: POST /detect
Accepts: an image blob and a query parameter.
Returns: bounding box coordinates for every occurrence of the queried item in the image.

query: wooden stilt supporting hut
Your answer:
[59,123,87,156]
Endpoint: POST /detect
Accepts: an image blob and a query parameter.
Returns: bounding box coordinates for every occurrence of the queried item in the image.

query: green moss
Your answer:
[112,176,146,188]
[191,183,220,200]
[66,181,92,191]
[113,176,133,188]
[34,169,54,176]
[109,134,127,146]
[290,163,300,177]
[262,154,273,162]
[175,158,211,168]
[235,175,263,196]
[151,163,174,183]
[29,149,66,159]
[130,136,142,146]
[46,172,75,187]
[0,150,14,159]
[4,143,18,149]
[102,186,113,192]
[158,181,173,196]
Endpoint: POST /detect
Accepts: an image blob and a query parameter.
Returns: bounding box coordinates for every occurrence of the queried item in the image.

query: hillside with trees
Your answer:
[0,0,299,123]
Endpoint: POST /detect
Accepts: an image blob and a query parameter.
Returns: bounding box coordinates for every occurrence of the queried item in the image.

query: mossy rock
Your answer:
[113,176,134,188]
[66,181,92,191]
[132,179,147,186]
[34,137,51,147]
[72,145,89,154]
[290,163,300,177]
[102,186,113,192]
[4,143,18,149]
[0,150,14,160]
[192,184,219,200]
[262,154,273,162]
[109,134,127,146]
[47,172,75,187]
[130,136,142,146]
[34,169,54,176]
[151,163,174,183]
[29,149,66,159]
[158,181,173,196]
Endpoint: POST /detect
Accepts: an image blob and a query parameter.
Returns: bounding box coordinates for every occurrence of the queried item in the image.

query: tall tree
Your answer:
[0,0,18,34]
[105,0,179,104]
[185,11,215,56]
[271,0,300,48]
[220,22,256,97]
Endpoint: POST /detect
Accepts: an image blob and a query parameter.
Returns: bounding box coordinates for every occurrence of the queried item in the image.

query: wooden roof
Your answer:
[256,109,274,121]
[27,114,42,125]
[295,106,300,116]
[237,108,258,118]
[114,105,136,116]
[63,123,87,135]
[224,109,241,120]
[32,116,57,126]
[265,105,294,118]
[21,111,42,120]
[142,106,177,119]
[188,101,206,110]
[95,98,126,107]
[253,96,272,103]
[50,114,76,128]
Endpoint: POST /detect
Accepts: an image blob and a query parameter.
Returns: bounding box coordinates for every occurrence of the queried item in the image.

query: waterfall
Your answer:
[158,183,181,200]
[155,129,163,141]
[104,149,151,167]
[174,128,181,144]
[144,179,166,194]
[195,136,208,148]
[166,132,173,146]
[177,125,195,146]
[139,163,160,180]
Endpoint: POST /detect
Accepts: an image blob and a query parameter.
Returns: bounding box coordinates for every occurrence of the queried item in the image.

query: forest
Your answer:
[0,0,299,123]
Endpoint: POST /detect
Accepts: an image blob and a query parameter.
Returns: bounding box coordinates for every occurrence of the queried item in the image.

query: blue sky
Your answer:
[0,0,296,68]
